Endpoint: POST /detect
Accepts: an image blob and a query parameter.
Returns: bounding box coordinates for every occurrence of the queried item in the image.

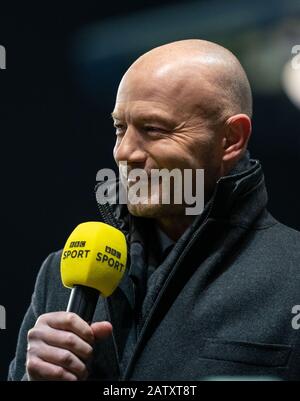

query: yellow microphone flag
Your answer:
[61,222,127,297]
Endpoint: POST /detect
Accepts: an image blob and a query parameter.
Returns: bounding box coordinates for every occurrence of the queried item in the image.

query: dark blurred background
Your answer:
[1,0,300,380]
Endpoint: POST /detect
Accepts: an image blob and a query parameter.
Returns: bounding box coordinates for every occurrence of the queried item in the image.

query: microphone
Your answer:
[60,221,127,323]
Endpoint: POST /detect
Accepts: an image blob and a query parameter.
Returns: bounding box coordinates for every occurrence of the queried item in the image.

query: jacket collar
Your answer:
[208,151,268,227]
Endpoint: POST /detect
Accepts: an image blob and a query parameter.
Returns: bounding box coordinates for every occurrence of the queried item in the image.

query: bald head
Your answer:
[123,39,252,123]
[113,39,252,226]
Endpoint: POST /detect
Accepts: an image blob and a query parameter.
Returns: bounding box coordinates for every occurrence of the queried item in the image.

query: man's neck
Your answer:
[156,215,196,241]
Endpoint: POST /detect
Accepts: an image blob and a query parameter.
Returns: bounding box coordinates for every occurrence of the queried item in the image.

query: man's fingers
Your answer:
[90,321,113,341]
[27,313,113,381]
[31,343,88,380]
[37,312,94,344]
[29,326,93,361]
[26,357,78,381]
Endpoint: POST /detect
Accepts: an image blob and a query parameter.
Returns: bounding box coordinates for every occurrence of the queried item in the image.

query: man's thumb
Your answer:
[90,321,113,341]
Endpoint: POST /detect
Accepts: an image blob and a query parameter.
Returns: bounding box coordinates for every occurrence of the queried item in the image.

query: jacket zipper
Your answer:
[96,201,128,378]
[97,202,122,230]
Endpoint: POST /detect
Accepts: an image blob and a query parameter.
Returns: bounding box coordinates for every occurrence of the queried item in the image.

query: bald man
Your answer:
[8,40,300,381]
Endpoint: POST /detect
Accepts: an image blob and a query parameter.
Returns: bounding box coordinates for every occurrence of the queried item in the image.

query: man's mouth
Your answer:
[127,176,150,186]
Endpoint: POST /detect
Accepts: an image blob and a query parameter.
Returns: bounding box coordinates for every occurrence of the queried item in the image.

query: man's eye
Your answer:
[144,126,166,134]
[114,124,126,135]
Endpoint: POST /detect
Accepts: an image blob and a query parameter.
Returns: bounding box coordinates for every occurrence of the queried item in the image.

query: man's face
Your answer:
[112,62,224,219]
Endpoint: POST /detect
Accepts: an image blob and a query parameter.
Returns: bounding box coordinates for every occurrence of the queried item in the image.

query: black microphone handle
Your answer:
[66,285,99,324]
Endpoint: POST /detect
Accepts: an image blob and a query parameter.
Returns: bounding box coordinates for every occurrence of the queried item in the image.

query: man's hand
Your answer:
[26,312,113,381]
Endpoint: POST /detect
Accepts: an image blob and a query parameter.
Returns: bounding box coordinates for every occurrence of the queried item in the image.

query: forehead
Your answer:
[113,62,211,120]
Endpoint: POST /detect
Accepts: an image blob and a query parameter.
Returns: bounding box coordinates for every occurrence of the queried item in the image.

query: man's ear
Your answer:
[222,114,252,163]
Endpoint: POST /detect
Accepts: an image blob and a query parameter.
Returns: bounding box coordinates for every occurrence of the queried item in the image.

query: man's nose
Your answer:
[114,127,147,164]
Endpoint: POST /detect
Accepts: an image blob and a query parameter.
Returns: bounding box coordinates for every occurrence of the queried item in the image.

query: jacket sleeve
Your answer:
[7,252,63,381]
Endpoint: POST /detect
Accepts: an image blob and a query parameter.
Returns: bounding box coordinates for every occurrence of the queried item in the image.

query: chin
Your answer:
[127,202,184,219]
[127,203,161,218]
